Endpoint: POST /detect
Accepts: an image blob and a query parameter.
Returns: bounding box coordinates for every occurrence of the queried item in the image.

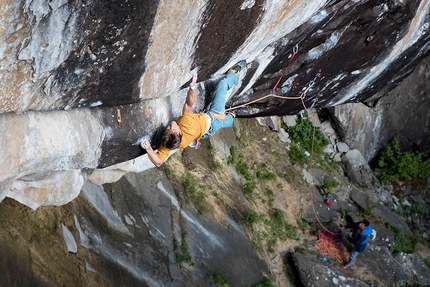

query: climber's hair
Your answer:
[161,129,182,149]
[362,219,370,226]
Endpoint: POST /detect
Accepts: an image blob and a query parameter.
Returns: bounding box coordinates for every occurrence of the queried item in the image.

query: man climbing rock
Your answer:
[340,219,373,269]
[141,60,246,167]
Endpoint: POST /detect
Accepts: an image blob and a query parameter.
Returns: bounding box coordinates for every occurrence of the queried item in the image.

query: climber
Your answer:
[340,218,373,269]
[141,60,247,167]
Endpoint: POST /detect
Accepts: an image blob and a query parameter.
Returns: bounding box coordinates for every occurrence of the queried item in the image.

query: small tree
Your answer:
[378,138,430,184]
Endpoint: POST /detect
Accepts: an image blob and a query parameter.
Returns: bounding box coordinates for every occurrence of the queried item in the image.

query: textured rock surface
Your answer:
[395,253,430,286]
[0,167,265,287]
[0,109,103,209]
[330,56,430,162]
[0,0,429,210]
[292,252,369,287]
[341,149,381,190]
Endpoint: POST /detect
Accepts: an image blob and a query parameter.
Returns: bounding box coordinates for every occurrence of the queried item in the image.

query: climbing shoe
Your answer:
[189,139,201,149]
[227,60,247,75]
[226,112,236,118]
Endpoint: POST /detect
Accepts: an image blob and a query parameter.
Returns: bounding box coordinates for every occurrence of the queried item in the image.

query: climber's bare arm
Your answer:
[183,71,198,113]
[141,139,164,167]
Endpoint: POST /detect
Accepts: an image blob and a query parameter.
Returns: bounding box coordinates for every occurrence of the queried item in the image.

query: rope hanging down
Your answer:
[226,47,348,261]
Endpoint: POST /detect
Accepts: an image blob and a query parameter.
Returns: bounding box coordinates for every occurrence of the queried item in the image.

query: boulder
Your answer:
[336,142,350,153]
[282,115,297,127]
[371,204,413,235]
[341,149,381,190]
[278,129,291,144]
[359,245,406,286]
[292,252,369,287]
[395,253,430,286]
[301,185,338,223]
[349,185,377,210]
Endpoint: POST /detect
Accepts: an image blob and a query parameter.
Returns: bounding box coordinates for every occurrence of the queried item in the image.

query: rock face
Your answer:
[0,1,430,211]
[341,149,381,191]
[0,169,265,286]
[329,56,430,162]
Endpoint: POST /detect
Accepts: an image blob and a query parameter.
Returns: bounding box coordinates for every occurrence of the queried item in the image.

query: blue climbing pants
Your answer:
[206,72,238,135]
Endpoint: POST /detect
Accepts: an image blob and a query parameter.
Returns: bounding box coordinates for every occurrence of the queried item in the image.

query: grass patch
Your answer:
[250,276,275,287]
[182,171,207,214]
[208,272,230,287]
[243,209,261,227]
[359,206,373,218]
[173,218,192,265]
[386,222,418,256]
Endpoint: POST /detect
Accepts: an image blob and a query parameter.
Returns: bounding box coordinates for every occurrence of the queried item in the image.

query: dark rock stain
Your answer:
[229,0,428,117]
[192,0,264,80]
[47,0,160,108]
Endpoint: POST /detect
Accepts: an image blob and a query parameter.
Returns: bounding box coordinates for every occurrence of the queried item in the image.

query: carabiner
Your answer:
[293,44,299,54]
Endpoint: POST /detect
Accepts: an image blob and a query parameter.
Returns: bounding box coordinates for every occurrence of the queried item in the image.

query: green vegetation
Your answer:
[256,169,276,180]
[385,222,418,256]
[338,208,348,216]
[412,204,427,214]
[109,188,116,206]
[278,168,305,191]
[265,208,299,247]
[425,258,430,269]
[243,209,261,227]
[359,206,373,218]
[251,276,275,287]
[173,218,192,265]
[228,147,279,202]
[287,143,309,164]
[208,272,230,287]
[182,171,207,214]
[378,138,430,184]
[284,115,329,164]
[321,179,339,192]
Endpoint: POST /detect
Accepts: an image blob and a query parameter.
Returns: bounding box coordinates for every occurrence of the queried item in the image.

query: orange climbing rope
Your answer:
[314,231,350,263]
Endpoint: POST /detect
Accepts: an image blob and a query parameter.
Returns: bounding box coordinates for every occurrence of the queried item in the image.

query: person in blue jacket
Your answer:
[341,219,372,269]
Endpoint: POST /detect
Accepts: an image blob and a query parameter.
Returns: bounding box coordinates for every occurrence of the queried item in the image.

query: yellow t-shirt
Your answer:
[157,112,209,161]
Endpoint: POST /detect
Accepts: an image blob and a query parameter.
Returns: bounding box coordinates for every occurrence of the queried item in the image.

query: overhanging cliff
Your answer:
[0,0,430,208]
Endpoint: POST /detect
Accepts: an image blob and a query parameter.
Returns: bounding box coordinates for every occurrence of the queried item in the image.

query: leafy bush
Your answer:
[288,142,309,165]
[378,138,430,184]
[284,115,329,154]
[284,116,329,165]
[322,180,339,191]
